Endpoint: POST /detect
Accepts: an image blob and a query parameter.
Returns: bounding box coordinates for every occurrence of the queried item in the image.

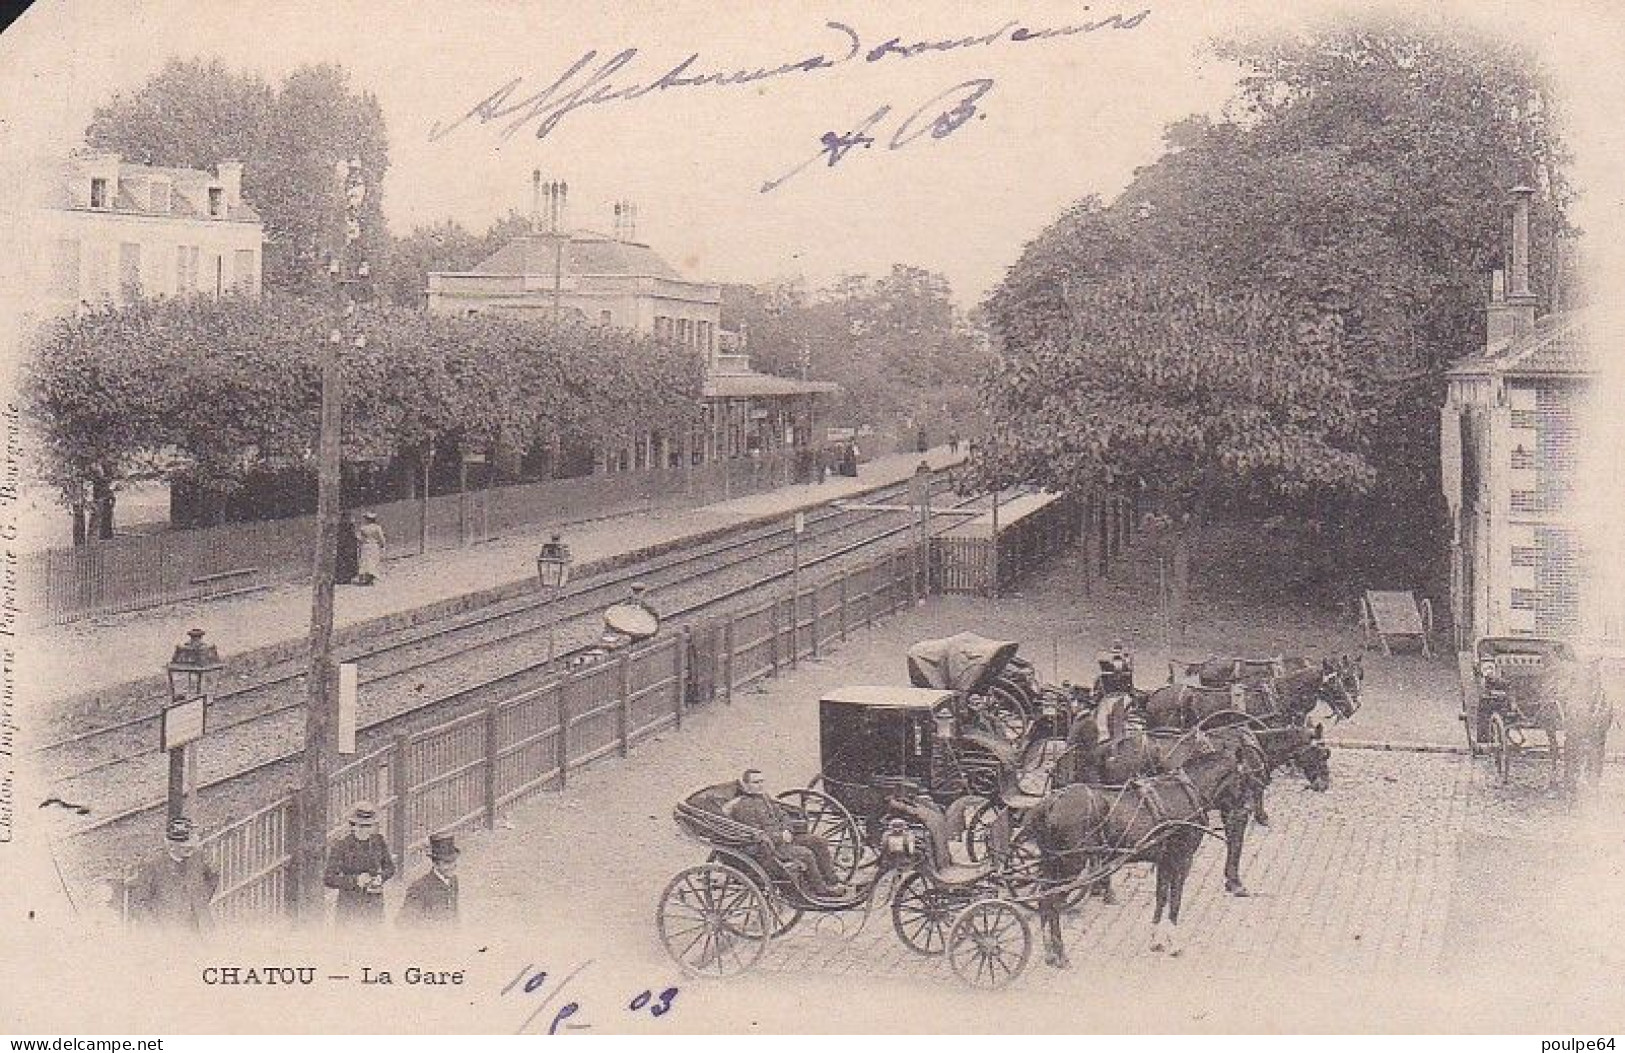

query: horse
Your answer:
[1145,659,1355,729]
[1054,715,1328,896]
[1526,657,1614,792]
[1021,740,1262,966]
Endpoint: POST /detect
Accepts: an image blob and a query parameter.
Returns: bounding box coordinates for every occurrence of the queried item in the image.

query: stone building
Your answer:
[1441,187,1597,646]
[31,151,264,318]
[427,175,835,473]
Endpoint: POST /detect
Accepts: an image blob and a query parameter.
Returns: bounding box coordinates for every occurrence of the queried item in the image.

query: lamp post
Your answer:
[536,534,574,668]
[300,157,369,921]
[163,628,221,821]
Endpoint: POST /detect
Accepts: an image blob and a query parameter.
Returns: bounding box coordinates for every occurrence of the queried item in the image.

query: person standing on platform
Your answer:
[325,802,395,926]
[397,833,460,929]
[355,512,387,585]
[127,816,218,933]
[336,512,360,585]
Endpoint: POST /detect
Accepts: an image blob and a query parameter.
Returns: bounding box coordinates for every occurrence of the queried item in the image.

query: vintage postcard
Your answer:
[2,0,1624,1036]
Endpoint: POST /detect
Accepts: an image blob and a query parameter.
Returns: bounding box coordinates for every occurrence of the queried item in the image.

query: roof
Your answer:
[1448,311,1592,379]
[49,156,261,223]
[470,231,687,281]
[703,372,839,398]
[820,686,957,710]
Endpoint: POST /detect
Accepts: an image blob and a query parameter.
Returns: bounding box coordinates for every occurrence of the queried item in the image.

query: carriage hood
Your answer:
[906,633,1021,694]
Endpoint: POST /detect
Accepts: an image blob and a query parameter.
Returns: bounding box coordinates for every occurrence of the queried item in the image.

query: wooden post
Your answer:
[1098,492,1110,576]
[418,446,431,556]
[674,633,687,729]
[865,564,876,628]
[390,734,410,865]
[769,600,781,675]
[809,582,821,658]
[839,574,849,641]
[555,684,571,787]
[616,652,631,757]
[483,702,500,828]
[283,793,302,918]
[990,488,1001,600]
[722,617,735,705]
[1080,495,1093,598]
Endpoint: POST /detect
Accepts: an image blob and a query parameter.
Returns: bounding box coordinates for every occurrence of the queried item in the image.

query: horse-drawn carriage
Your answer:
[1459,637,1612,786]
[658,684,1046,986]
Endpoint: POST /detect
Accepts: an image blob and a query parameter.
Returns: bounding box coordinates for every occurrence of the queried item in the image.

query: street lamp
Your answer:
[164,628,222,821]
[537,534,574,667]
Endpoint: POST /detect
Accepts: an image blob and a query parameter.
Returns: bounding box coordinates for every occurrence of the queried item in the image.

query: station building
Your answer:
[427,176,836,474]
[1440,188,1608,648]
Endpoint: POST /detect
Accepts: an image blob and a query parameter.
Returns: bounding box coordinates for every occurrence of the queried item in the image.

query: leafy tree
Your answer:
[86,59,391,294]
[721,264,991,448]
[981,15,1571,586]
[24,296,702,539]
[380,212,534,309]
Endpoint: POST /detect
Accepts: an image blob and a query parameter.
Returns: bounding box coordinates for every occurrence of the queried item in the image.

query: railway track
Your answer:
[49,480,1012,860]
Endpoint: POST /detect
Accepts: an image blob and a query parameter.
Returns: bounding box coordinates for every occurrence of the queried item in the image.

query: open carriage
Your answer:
[657,685,1049,986]
[1460,637,1575,782]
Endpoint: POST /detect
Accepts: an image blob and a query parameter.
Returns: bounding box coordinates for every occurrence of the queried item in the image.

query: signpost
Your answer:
[791,511,804,665]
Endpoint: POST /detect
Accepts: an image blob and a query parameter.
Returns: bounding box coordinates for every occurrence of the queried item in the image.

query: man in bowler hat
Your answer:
[324,802,395,926]
[127,816,218,933]
[397,832,460,929]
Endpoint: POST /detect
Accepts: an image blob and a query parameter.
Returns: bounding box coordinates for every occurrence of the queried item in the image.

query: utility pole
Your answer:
[300,158,368,921]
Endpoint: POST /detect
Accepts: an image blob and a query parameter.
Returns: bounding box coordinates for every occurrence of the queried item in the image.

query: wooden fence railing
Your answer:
[116,491,1081,925]
[27,452,797,625]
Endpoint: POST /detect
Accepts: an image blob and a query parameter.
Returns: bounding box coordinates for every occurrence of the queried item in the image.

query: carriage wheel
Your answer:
[657,863,771,978]
[891,872,976,956]
[706,852,802,937]
[947,899,1032,989]
[962,798,1004,863]
[983,683,1032,743]
[1491,712,1512,783]
[776,788,863,882]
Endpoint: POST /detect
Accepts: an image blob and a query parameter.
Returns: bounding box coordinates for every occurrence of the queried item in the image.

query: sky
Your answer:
[6,1,1623,306]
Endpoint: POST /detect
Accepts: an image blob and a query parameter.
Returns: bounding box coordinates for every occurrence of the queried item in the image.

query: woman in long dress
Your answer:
[356,512,386,585]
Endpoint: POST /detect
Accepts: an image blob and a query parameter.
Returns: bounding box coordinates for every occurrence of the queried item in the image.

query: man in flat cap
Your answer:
[324,801,395,926]
[127,816,219,933]
[397,832,460,929]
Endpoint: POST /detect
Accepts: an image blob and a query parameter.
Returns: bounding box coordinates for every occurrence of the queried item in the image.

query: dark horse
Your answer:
[1022,740,1260,966]
[1510,657,1615,792]
[1054,717,1329,896]
[1145,658,1358,730]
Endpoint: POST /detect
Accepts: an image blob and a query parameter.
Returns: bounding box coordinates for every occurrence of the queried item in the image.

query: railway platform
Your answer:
[31,446,969,710]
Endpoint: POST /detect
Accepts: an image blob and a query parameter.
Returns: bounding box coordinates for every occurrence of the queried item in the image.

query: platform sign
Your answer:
[338,662,359,754]
[794,511,805,535]
[160,696,207,752]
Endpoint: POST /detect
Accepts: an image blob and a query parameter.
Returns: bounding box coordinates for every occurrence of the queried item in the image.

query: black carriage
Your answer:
[1460,636,1575,781]
[659,750,1038,986]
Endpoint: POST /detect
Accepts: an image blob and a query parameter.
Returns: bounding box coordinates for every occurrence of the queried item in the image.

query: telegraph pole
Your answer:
[300,158,368,921]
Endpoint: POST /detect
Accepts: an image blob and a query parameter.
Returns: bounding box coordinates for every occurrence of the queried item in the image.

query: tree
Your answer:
[981,15,1571,582]
[380,212,534,309]
[86,60,391,294]
[24,296,703,540]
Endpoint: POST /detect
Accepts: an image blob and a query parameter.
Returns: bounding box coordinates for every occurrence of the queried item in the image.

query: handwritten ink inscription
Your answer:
[761,78,994,193]
[501,961,679,1035]
[427,11,1149,144]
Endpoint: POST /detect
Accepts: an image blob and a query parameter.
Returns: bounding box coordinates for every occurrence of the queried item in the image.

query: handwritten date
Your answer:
[502,961,679,1035]
[761,78,994,193]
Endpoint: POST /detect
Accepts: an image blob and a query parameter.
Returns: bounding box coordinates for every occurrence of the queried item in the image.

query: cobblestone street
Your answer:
[442,571,1625,1031]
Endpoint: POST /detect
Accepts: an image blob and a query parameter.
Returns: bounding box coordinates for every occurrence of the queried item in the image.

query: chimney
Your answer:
[531,169,542,233]
[1485,185,1539,354]
[217,159,243,210]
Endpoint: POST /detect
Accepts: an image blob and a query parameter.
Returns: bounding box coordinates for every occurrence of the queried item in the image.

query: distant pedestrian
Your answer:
[356,512,386,585]
[336,512,360,585]
[325,802,395,927]
[126,816,218,934]
[948,431,960,455]
[916,427,929,453]
[397,832,460,930]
